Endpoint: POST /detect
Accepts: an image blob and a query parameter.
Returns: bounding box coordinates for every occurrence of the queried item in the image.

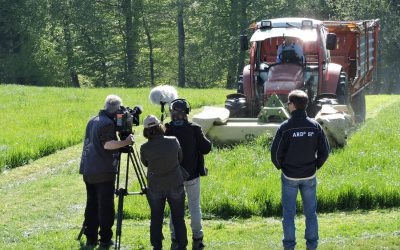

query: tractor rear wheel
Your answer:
[351,89,366,123]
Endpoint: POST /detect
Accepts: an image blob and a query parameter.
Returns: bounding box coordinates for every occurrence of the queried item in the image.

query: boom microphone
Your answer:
[149,85,178,105]
[149,85,179,123]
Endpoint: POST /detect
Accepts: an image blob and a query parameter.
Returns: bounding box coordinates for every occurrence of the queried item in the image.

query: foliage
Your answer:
[1,0,398,90]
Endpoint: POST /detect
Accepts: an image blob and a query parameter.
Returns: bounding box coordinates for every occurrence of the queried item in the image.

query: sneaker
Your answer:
[170,239,179,250]
[85,239,98,248]
[99,240,114,249]
[192,237,205,250]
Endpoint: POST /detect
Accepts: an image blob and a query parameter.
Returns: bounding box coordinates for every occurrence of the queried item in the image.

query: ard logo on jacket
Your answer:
[292,131,315,137]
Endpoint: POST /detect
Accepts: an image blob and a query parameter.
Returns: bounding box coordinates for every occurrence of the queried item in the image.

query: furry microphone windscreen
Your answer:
[149,85,178,105]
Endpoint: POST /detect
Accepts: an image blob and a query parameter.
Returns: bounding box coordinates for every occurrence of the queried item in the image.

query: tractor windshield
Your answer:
[250,27,318,42]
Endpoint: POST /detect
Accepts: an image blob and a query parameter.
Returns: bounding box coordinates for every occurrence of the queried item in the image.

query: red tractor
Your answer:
[194,18,380,147]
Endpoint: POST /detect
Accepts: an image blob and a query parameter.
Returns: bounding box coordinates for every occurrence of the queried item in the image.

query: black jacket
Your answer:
[270,109,330,178]
[165,121,212,180]
[79,110,118,183]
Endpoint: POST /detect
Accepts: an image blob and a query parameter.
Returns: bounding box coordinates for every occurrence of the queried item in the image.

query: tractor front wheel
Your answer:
[225,93,248,118]
[336,71,349,105]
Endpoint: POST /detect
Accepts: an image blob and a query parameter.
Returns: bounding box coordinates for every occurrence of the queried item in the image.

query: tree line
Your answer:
[0,0,399,92]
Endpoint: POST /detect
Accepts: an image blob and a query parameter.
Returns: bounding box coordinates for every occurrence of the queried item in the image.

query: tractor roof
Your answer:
[250,18,321,42]
[266,18,322,27]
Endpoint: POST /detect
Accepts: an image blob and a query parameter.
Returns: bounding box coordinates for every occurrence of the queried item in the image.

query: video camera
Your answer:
[115,105,143,140]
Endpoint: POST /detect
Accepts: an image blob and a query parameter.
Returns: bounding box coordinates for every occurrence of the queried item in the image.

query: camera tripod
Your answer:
[77,144,147,250]
[114,144,147,249]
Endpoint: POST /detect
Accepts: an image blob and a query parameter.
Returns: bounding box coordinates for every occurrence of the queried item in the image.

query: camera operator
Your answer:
[165,99,212,250]
[140,115,188,250]
[79,94,134,248]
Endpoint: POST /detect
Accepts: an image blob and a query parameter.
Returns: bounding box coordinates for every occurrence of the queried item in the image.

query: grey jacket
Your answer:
[140,135,184,192]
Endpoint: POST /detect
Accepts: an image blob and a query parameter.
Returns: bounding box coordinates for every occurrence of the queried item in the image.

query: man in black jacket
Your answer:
[271,90,330,250]
[80,95,134,248]
[165,99,212,250]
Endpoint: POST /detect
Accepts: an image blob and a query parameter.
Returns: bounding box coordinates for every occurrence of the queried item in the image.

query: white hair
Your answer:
[104,94,122,114]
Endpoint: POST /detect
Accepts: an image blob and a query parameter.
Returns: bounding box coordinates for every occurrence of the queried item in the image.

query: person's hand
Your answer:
[125,134,134,145]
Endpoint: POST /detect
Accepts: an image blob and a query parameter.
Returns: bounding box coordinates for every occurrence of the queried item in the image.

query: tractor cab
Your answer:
[237,18,336,117]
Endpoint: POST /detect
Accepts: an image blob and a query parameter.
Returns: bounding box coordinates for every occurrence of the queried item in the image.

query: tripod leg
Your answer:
[112,147,147,249]
[129,148,148,193]
[76,219,86,241]
[115,189,125,250]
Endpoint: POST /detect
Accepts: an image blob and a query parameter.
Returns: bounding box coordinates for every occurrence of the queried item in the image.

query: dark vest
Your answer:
[79,110,118,183]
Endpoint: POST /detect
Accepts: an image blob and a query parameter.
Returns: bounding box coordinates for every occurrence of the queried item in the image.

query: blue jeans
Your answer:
[147,185,188,250]
[281,174,318,250]
[170,177,203,240]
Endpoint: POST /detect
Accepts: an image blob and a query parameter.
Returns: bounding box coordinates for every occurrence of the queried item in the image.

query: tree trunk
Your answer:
[226,0,239,89]
[101,58,107,87]
[132,0,141,78]
[142,11,154,86]
[122,0,135,87]
[62,1,80,88]
[236,0,248,82]
[177,0,186,88]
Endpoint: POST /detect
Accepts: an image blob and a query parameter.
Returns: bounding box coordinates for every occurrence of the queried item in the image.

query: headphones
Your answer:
[169,98,191,114]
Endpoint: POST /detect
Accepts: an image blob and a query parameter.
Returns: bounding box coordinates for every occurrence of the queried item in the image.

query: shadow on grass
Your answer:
[206,200,253,219]
[212,134,273,150]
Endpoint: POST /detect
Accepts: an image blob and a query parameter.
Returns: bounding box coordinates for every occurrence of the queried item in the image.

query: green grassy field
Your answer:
[0,85,232,169]
[1,85,400,217]
[1,86,400,249]
[121,95,400,218]
[0,143,399,249]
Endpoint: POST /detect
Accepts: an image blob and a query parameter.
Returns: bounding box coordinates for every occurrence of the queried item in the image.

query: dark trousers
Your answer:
[84,181,115,243]
[147,185,188,250]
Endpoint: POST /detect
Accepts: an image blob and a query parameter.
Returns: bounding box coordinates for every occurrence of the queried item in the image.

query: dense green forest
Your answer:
[0,0,399,91]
